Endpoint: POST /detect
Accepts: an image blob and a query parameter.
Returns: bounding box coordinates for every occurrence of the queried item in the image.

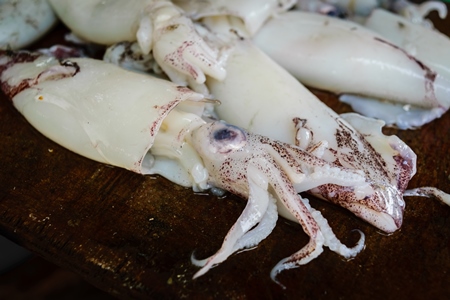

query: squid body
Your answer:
[1,0,450,283]
[251,11,450,129]
[364,8,450,82]
[0,49,376,280]
[47,0,450,129]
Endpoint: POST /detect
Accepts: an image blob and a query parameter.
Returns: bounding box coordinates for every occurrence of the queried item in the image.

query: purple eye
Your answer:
[214,127,238,141]
[210,122,246,154]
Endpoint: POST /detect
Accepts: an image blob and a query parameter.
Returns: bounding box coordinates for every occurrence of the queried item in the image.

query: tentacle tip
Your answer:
[192,269,205,280]
[351,228,365,239]
[193,71,206,85]
[269,257,293,289]
[190,251,207,267]
[269,269,287,290]
[347,229,366,257]
[192,261,216,280]
[190,251,216,279]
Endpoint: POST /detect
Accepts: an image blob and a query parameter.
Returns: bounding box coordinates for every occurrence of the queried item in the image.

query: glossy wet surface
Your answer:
[0,10,449,300]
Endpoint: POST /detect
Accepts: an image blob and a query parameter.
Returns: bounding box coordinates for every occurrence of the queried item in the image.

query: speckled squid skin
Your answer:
[0,50,79,100]
[205,38,415,233]
[311,117,414,230]
[191,121,368,204]
[0,49,370,280]
[190,121,368,278]
[47,0,227,92]
[0,50,41,95]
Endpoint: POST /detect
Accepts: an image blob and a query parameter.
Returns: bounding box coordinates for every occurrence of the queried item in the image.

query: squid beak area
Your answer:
[348,203,403,233]
[316,184,404,233]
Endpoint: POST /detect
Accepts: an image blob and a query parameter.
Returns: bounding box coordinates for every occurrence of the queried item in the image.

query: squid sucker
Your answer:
[0,45,448,286]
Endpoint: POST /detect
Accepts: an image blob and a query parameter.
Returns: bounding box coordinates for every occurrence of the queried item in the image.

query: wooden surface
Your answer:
[1,10,450,300]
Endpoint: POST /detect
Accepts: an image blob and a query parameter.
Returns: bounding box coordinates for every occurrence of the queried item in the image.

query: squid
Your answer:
[146,9,450,278]
[94,6,422,234]
[28,0,450,129]
[173,0,296,36]
[202,35,415,233]
[0,0,58,50]
[2,0,450,284]
[295,0,448,25]
[342,7,450,128]
[0,49,374,282]
[291,1,450,128]
[47,0,228,93]
[165,0,450,128]
[250,11,450,129]
[364,8,450,82]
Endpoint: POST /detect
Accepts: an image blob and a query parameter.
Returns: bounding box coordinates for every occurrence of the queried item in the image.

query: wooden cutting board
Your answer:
[0,10,449,300]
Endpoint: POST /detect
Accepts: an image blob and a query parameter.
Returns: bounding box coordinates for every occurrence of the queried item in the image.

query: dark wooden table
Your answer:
[1,9,449,300]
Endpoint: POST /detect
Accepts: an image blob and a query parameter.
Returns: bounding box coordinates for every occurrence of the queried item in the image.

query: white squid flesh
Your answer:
[364,8,450,82]
[0,0,58,50]
[174,0,296,36]
[2,0,450,283]
[0,49,378,281]
[251,11,450,128]
[47,0,227,93]
[167,1,450,129]
[296,0,448,25]
[48,0,450,129]
[131,12,421,236]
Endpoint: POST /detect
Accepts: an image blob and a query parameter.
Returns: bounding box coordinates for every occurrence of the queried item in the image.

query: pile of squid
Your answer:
[1,0,450,286]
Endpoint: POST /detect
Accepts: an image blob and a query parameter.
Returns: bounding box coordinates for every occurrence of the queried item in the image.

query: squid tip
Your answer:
[269,267,287,290]
[347,229,366,257]
[190,251,207,267]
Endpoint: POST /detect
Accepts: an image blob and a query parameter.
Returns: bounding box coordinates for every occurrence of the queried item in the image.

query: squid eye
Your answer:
[210,122,246,154]
[213,128,238,141]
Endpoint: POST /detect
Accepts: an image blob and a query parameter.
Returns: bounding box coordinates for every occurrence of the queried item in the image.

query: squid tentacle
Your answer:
[231,195,278,254]
[141,0,228,86]
[190,121,372,281]
[302,198,365,258]
[404,187,450,206]
[191,163,273,278]
[191,195,278,269]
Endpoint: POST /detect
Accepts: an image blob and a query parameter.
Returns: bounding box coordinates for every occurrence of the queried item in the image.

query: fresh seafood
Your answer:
[0,0,58,50]
[358,8,450,126]
[204,37,415,232]
[45,0,450,127]
[135,5,450,277]
[174,0,296,36]
[364,8,450,81]
[112,9,422,235]
[47,0,227,92]
[166,1,450,128]
[1,0,450,285]
[295,0,448,25]
[0,49,378,281]
[251,11,450,129]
